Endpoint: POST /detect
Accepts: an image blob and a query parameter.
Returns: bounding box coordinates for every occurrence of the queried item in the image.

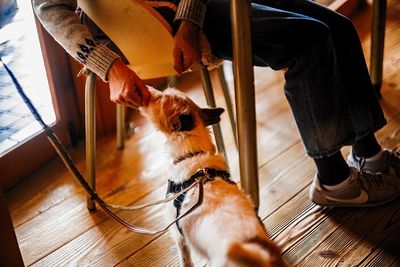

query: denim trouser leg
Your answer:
[203,0,386,159]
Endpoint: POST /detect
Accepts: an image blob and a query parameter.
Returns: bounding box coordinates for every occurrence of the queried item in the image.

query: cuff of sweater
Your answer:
[84,43,120,81]
[174,0,207,29]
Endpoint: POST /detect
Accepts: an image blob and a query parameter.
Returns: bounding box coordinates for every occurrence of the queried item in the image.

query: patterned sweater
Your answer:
[32,0,207,81]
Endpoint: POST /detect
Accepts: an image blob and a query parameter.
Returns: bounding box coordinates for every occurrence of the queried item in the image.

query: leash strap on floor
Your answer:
[0,56,201,235]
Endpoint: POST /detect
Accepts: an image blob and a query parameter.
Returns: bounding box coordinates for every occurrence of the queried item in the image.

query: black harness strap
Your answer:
[173,151,206,165]
[166,168,235,234]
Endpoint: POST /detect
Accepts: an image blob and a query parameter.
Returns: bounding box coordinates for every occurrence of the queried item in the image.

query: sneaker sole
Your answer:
[311,194,399,208]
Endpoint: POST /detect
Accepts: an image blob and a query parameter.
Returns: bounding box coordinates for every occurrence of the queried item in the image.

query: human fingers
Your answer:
[109,80,141,108]
[133,77,151,107]
[183,47,200,72]
[173,45,184,75]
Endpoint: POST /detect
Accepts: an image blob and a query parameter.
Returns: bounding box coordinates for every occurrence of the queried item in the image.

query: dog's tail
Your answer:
[227,236,288,267]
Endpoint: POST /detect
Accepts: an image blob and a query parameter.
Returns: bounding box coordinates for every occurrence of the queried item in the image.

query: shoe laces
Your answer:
[357,158,386,188]
[357,157,367,170]
[359,171,386,188]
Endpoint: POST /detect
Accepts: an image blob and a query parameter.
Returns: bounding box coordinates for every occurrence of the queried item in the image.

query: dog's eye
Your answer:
[178,113,194,131]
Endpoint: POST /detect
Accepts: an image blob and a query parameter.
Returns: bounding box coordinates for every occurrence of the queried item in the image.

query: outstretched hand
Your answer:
[107,59,150,108]
[173,20,201,75]
[106,20,200,107]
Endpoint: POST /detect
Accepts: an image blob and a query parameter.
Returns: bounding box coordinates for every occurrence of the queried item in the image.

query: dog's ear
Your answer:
[199,107,224,126]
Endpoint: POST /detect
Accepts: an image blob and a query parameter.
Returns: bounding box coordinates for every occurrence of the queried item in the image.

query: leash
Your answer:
[0,56,202,235]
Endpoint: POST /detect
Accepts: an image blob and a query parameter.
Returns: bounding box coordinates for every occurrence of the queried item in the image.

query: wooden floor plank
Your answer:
[14,129,171,265]
[295,203,400,267]
[358,211,400,267]
[338,205,400,267]
[31,186,169,266]
[117,233,205,267]
[261,183,355,266]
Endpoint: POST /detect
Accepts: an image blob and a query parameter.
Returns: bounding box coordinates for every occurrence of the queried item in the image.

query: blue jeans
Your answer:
[203,0,386,159]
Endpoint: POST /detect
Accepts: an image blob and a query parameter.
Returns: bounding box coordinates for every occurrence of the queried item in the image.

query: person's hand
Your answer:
[173,20,201,75]
[107,59,150,108]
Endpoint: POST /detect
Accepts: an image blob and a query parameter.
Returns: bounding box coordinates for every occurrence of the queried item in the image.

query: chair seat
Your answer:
[127,62,176,80]
[77,0,177,79]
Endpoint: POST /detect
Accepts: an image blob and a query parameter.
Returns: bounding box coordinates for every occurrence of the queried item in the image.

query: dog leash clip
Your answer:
[202,168,210,181]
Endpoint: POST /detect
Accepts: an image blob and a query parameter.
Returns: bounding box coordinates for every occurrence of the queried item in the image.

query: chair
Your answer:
[77,0,238,210]
[370,0,387,98]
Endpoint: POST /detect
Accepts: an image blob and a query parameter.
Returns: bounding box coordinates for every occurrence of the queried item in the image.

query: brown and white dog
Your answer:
[141,87,288,267]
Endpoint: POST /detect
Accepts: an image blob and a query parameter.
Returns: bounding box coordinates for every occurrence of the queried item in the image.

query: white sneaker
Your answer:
[310,167,399,207]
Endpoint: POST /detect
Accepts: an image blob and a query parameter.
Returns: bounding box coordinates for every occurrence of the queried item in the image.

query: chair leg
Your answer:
[200,68,227,158]
[85,71,97,211]
[116,104,125,150]
[370,0,387,98]
[217,64,237,147]
[230,0,259,209]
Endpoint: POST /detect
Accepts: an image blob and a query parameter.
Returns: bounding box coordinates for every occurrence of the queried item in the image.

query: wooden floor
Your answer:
[6,2,400,266]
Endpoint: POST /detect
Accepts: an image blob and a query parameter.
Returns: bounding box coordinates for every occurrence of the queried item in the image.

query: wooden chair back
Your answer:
[77,0,176,79]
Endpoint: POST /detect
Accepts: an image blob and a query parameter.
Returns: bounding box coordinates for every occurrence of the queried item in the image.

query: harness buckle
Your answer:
[203,168,210,181]
[199,168,214,183]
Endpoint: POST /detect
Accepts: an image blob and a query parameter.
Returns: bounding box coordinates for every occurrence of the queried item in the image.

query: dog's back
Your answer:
[178,179,288,267]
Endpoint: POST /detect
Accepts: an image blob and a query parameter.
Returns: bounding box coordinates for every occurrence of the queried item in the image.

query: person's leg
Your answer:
[204,0,379,167]
[260,0,400,188]
[352,133,382,158]
[258,0,386,160]
[203,0,399,206]
[314,151,350,186]
[204,0,383,158]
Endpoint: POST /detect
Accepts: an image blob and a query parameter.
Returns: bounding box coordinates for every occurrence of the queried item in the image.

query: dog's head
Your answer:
[141,87,224,136]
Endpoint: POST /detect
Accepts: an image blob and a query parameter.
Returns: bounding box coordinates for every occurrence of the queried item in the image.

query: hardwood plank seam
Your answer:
[282,210,333,253]
[26,208,107,266]
[264,188,314,238]
[258,140,302,170]
[114,233,165,266]
[344,208,400,266]
[283,207,358,265]
[12,190,83,228]
[296,205,400,266]
[356,206,400,267]
[261,179,312,220]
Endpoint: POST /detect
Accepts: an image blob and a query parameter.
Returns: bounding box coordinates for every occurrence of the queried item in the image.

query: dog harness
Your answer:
[166,168,235,234]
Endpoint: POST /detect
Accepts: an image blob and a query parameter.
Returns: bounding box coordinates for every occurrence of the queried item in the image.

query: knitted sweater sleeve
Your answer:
[175,0,208,28]
[32,0,119,81]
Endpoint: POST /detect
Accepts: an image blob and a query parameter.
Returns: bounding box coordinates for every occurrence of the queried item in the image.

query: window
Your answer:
[0,0,81,191]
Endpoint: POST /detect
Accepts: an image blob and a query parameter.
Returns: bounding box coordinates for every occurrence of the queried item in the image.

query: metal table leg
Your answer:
[85,71,97,211]
[370,0,387,98]
[230,0,259,209]
[200,68,227,157]
[116,104,125,150]
[218,65,237,147]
